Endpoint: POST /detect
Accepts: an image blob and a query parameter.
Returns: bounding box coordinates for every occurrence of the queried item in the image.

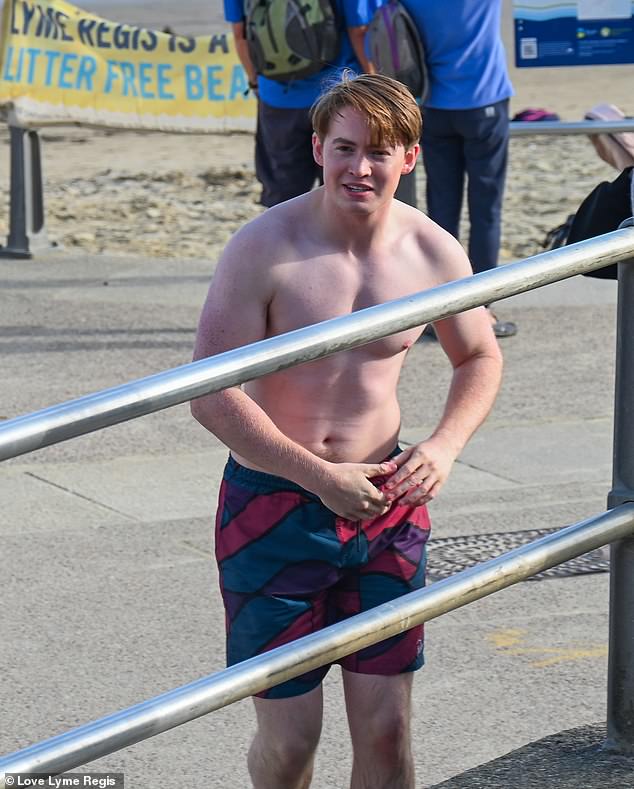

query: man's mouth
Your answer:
[343,184,373,193]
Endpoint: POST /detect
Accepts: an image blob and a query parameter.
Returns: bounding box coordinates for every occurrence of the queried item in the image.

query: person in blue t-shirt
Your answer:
[224,0,374,207]
[371,0,517,337]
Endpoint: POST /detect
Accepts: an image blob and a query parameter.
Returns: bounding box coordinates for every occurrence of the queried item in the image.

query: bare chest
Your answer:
[267,255,429,356]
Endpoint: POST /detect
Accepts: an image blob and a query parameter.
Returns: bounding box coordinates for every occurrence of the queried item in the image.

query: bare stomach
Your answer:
[232,378,403,472]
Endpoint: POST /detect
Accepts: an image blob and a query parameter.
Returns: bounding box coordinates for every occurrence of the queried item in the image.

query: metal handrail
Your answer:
[1,228,634,463]
[1,504,633,782]
[509,119,634,136]
[2,229,634,782]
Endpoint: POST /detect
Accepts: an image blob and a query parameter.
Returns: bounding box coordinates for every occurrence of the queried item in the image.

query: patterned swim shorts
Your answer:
[214,452,431,698]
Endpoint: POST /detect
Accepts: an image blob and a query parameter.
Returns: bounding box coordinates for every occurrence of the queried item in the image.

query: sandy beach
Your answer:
[0,0,630,263]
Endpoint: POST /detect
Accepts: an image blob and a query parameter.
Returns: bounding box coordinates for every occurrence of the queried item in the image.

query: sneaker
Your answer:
[488,309,517,338]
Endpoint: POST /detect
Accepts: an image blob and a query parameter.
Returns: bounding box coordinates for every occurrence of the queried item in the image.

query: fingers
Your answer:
[399,480,440,506]
[362,480,389,511]
[329,471,389,521]
[383,450,418,487]
[328,456,437,521]
[387,473,437,505]
[383,450,442,505]
[356,500,391,520]
[386,448,414,473]
[362,460,398,478]
[341,492,390,521]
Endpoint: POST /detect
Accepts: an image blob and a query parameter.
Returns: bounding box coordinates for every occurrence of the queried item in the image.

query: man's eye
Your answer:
[372,150,389,158]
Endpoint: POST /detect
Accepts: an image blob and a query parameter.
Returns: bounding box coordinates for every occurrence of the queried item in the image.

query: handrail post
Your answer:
[606,217,634,753]
[0,125,51,259]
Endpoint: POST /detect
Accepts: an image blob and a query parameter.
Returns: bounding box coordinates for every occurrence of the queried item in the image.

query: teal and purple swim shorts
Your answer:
[214,453,431,698]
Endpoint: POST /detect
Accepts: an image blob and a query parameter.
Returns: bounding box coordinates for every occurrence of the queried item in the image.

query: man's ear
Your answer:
[312,132,324,166]
[401,143,420,175]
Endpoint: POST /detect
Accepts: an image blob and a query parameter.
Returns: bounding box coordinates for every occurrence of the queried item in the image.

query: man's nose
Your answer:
[348,153,371,176]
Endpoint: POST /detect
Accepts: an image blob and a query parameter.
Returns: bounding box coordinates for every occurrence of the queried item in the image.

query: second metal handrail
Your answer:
[1,504,632,782]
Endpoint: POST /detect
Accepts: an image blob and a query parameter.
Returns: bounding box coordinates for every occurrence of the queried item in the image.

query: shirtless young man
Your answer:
[191,74,503,789]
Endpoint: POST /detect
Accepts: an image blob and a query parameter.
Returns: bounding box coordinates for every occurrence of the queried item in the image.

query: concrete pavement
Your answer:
[1,248,630,787]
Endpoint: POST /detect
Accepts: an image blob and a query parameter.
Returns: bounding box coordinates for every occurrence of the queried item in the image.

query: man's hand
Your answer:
[314,460,398,520]
[382,439,457,506]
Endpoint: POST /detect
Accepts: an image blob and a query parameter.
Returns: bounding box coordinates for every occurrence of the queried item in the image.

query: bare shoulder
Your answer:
[193,194,314,359]
[218,200,289,275]
[391,203,500,363]
[393,200,473,285]
[215,191,313,283]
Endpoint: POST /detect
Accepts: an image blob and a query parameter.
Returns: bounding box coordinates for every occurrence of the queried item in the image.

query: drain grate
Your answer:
[427,527,610,582]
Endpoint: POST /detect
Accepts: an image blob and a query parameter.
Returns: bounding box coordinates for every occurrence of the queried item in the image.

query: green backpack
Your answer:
[244,0,341,82]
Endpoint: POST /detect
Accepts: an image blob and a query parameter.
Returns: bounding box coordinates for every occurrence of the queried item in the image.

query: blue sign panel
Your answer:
[514,0,634,67]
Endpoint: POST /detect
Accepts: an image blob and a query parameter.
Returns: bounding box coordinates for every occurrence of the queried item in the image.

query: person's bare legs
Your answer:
[343,671,415,789]
[248,685,324,789]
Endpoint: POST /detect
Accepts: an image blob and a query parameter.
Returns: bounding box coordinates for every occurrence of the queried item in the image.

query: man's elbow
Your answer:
[483,339,504,376]
[190,394,218,429]
[462,339,503,380]
[486,342,504,393]
[489,337,504,366]
[231,21,246,42]
[190,395,205,425]
[190,390,231,432]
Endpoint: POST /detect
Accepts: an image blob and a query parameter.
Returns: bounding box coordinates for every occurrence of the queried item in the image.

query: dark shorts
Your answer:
[255,102,323,207]
[214,453,431,699]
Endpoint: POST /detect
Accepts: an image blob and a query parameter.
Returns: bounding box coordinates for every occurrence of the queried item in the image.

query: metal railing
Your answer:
[397,118,634,208]
[509,119,634,137]
[1,506,633,780]
[1,229,634,785]
[4,118,634,258]
[1,229,633,462]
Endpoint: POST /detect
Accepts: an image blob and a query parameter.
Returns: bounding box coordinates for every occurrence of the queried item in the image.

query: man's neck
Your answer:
[318,191,393,254]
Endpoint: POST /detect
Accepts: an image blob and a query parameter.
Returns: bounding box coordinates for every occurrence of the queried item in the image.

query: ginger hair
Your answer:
[311,72,421,150]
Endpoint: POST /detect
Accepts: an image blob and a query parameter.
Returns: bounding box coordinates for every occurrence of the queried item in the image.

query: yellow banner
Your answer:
[0,0,258,131]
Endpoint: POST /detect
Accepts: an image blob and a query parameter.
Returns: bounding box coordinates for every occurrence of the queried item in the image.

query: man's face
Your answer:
[312,106,419,214]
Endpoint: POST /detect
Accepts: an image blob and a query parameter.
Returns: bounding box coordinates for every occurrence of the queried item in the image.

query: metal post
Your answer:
[606,217,634,753]
[0,126,50,258]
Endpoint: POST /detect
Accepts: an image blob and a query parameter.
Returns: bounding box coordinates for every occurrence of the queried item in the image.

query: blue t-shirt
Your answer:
[224,0,373,109]
[398,0,514,110]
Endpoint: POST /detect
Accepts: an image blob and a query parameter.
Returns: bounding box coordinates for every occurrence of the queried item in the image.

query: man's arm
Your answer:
[190,223,395,519]
[230,20,259,90]
[384,235,503,505]
[347,25,374,73]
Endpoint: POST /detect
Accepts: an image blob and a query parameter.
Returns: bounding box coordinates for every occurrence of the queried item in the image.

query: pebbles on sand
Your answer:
[0,126,621,265]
